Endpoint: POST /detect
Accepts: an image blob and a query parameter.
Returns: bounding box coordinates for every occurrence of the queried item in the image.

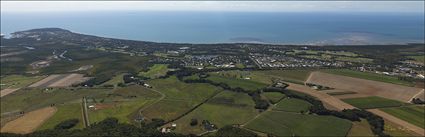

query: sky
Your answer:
[1,1,424,13]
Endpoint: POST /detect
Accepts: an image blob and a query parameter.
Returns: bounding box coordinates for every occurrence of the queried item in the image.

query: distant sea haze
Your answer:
[1,11,424,45]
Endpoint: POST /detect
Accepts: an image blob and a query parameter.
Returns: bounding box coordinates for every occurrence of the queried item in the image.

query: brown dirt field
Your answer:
[0,88,20,97]
[94,103,115,110]
[28,75,61,88]
[286,83,356,111]
[368,109,424,136]
[306,72,423,102]
[0,107,57,134]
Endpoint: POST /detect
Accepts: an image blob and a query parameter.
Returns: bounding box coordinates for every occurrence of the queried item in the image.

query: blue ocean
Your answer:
[1,11,424,45]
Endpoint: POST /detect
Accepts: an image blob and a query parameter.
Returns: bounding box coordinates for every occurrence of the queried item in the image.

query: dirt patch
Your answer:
[0,107,57,134]
[0,88,20,97]
[306,72,423,102]
[92,103,115,110]
[286,83,356,111]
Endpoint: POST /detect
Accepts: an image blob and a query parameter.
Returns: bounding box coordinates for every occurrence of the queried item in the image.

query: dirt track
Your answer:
[286,83,355,110]
[0,107,57,134]
[306,72,423,102]
[368,109,424,136]
[0,88,20,97]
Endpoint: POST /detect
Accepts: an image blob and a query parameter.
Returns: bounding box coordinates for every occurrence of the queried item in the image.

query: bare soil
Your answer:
[0,107,57,134]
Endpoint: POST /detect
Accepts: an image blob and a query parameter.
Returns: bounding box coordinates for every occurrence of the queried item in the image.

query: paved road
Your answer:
[368,109,424,136]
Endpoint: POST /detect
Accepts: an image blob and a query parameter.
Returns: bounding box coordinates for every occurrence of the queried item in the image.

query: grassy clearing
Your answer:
[38,103,84,130]
[0,75,45,90]
[245,111,352,136]
[322,69,414,87]
[138,64,168,79]
[273,98,312,112]
[347,119,374,137]
[173,91,258,134]
[342,96,406,109]
[384,119,418,137]
[1,88,108,114]
[141,100,195,121]
[262,92,286,104]
[380,106,424,128]
[101,73,124,87]
[206,75,267,92]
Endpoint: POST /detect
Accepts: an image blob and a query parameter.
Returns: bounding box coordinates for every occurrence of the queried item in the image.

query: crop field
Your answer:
[273,98,312,112]
[245,111,352,137]
[307,71,422,102]
[173,91,258,134]
[322,69,414,86]
[1,107,56,134]
[262,92,285,104]
[141,76,221,121]
[342,96,406,109]
[38,103,84,130]
[384,119,419,137]
[206,75,267,92]
[0,88,108,114]
[138,64,169,79]
[0,75,45,90]
[380,106,424,128]
[347,119,374,137]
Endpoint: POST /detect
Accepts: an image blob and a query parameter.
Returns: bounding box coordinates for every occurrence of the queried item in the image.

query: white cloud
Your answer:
[1,1,424,13]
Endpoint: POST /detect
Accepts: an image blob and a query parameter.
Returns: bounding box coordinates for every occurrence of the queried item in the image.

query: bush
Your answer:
[54,119,79,130]
[190,119,198,126]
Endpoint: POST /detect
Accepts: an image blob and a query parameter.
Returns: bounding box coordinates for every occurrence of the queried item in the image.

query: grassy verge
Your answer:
[342,96,406,109]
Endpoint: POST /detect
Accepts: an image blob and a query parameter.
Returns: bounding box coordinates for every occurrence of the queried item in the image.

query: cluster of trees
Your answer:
[54,119,79,130]
[411,98,425,104]
[263,87,388,137]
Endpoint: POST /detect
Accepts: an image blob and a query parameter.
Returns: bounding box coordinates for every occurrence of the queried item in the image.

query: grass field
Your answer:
[38,103,84,130]
[173,91,258,134]
[262,92,286,104]
[245,111,352,136]
[347,119,374,137]
[342,96,406,109]
[101,73,124,87]
[206,75,267,92]
[0,75,45,90]
[380,106,424,128]
[408,55,424,63]
[251,70,313,84]
[138,64,168,79]
[384,119,419,137]
[322,69,414,87]
[141,76,221,121]
[1,88,108,114]
[273,98,312,112]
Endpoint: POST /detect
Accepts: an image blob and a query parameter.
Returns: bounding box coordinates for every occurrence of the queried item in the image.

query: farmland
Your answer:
[141,76,221,121]
[347,119,374,137]
[1,107,57,134]
[28,73,91,88]
[251,69,313,84]
[38,103,84,130]
[306,71,422,102]
[101,73,125,87]
[322,69,414,87]
[380,106,425,128]
[407,55,425,64]
[245,111,352,136]
[173,91,258,134]
[0,75,45,90]
[138,64,169,79]
[342,96,406,109]
[273,98,312,112]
